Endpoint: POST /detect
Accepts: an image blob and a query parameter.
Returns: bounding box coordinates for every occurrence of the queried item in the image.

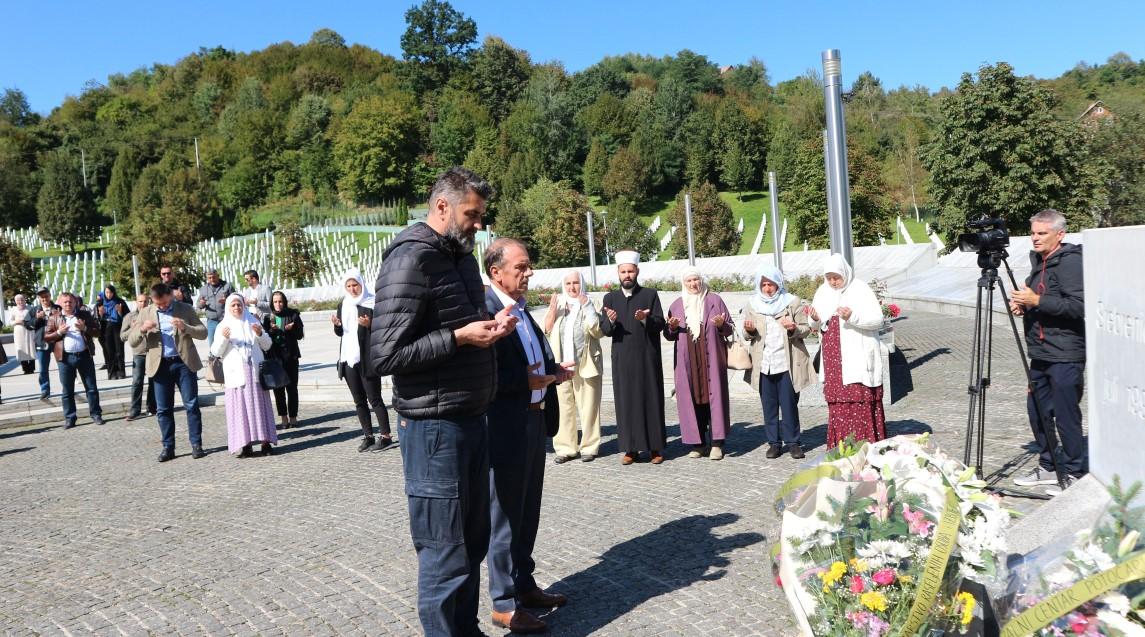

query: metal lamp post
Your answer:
[822,49,854,265]
[585,210,598,287]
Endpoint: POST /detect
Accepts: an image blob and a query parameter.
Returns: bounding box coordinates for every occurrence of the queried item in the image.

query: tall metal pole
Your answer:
[768,171,783,272]
[585,210,598,287]
[194,137,202,177]
[823,129,839,252]
[132,255,141,297]
[684,193,696,266]
[601,210,610,265]
[80,148,88,188]
[822,49,854,265]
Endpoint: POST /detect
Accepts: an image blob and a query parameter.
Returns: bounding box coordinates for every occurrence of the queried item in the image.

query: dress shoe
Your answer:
[621,453,636,465]
[650,451,664,465]
[62,420,76,430]
[92,418,106,426]
[158,448,175,462]
[490,608,547,634]
[766,444,783,459]
[238,445,254,458]
[260,443,273,456]
[554,454,576,464]
[519,587,568,609]
[581,454,595,463]
[125,413,140,422]
[358,437,375,452]
[789,443,806,459]
[192,446,207,459]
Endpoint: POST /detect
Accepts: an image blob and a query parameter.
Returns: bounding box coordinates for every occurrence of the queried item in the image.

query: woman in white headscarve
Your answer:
[809,254,886,447]
[740,264,814,460]
[331,267,392,453]
[543,270,604,463]
[9,294,37,374]
[665,268,734,460]
[211,293,277,457]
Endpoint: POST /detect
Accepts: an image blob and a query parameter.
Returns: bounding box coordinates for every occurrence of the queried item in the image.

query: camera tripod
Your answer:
[963,249,1067,500]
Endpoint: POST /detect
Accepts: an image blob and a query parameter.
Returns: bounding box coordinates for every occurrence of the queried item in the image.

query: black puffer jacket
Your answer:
[370,222,497,418]
[1022,242,1085,363]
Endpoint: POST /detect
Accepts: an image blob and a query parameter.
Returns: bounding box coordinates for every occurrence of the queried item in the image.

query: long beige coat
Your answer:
[739,297,816,393]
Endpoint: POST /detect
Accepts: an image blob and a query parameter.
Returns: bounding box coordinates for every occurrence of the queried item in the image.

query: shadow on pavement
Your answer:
[797,419,933,455]
[0,446,34,457]
[0,425,58,440]
[276,427,363,455]
[544,513,764,636]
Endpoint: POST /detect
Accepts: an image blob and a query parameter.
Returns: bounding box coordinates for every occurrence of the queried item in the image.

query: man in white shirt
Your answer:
[242,269,272,317]
[482,238,573,634]
[43,293,103,429]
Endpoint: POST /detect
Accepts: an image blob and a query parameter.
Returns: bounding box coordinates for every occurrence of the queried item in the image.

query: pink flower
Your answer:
[902,504,935,538]
[865,482,890,522]
[775,574,783,588]
[846,611,872,629]
[871,568,896,587]
[867,615,890,637]
[849,575,865,594]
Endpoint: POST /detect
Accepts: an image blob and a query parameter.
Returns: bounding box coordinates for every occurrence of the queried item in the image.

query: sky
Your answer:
[4,0,1145,114]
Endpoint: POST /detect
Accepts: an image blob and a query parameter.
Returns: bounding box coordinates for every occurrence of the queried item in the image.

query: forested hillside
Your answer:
[1,0,1143,268]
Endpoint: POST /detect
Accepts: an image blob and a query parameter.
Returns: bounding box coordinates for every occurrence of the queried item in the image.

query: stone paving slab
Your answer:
[0,311,1082,635]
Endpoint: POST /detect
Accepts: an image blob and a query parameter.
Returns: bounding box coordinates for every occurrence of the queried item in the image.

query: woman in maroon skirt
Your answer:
[212,294,278,457]
[809,254,886,447]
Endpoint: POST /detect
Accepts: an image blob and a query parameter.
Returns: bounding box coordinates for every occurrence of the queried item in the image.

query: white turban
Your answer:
[615,250,640,266]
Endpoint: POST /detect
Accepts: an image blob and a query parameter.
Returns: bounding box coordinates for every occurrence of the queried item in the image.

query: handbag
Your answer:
[258,357,288,390]
[204,355,224,384]
[726,333,753,370]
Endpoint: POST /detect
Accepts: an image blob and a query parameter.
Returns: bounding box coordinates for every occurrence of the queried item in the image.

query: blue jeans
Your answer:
[760,371,801,445]
[1027,360,1086,476]
[36,348,53,397]
[206,319,219,347]
[401,415,490,637]
[58,350,102,424]
[153,357,203,450]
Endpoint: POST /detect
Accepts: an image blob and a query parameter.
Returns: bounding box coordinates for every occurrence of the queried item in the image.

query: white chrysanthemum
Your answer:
[1074,542,1117,573]
[1099,592,1130,615]
[856,539,913,567]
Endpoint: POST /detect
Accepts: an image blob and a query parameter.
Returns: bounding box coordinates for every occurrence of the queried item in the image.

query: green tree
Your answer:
[669,181,737,258]
[217,157,263,211]
[36,153,99,254]
[1089,112,1145,227]
[0,88,37,126]
[333,93,422,202]
[274,219,321,286]
[399,0,477,95]
[0,234,37,303]
[490,199,538,261]
[922,62,1105,241]
[783,136,894,248]
[471,36,531,123]
[602,197,656,261]
[105,146,140,219]
[131,164,167,212]
[431,88,493,166]
[162,168,219,239]
[720,140,753,200]
[0,136,38,227]
[582,139,609,197]
[108,203,200,293]
[602,146,649,207]
[308,28,347,49]
[521,179,603,268]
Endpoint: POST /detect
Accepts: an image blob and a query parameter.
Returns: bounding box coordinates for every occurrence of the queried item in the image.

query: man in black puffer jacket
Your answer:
[371,167,518,637]
[1009,209,1086,496]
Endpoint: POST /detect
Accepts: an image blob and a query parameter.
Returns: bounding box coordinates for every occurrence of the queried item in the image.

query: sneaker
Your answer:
[370,436,394,452]
[710,446,724,461]
[1045,475,1079,497]
[1013,467,1057,487]
[687,449,703,459]
[358,437,375,452]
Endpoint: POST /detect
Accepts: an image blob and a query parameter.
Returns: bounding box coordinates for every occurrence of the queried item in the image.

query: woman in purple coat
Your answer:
[665,268,735,460]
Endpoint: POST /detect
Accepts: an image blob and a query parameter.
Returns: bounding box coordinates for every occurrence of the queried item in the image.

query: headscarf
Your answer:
[339,268,372,367]
[679,267,708,341]
[559,271,585,313]
[14,294,27,311]
[811,253,855,331]
[270,290,290,317]
[219,293,261,361]
[749,264,794,316]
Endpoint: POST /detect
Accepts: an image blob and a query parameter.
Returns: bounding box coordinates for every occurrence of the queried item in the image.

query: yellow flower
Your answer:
[957,592,976,626]
[817,561,847,588]
[849,558,869,573]
[897,574,913,585]
[861,591,888,612]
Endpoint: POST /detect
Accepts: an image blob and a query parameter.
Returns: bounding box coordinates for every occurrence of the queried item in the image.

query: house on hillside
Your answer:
[1077,100,1116,127]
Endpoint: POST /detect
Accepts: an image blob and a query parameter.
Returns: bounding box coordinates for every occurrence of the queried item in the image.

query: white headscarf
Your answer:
[559,271,585,318]
[219,293,261,361]
[811,253,855,331]
[339,268,372,367]
[749,264,794,316]
[680,267,708,341]
[14,294,27,311]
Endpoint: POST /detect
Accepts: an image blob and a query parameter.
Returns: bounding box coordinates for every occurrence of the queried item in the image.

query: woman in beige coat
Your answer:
[740,265,814,460]
[544,271,604,463]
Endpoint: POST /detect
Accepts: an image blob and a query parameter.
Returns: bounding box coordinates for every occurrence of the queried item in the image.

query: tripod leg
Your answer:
[978,280,995,475]
[964,278,986,470]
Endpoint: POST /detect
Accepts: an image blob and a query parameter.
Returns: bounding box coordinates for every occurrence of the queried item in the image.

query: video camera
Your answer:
[957,217,1010,254]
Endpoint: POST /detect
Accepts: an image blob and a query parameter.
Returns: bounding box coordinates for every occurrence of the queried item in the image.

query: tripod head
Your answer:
[977,248,1008,272]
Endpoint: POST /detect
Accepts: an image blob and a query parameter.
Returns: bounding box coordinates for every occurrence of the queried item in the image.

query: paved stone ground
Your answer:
[0,311,1077,636]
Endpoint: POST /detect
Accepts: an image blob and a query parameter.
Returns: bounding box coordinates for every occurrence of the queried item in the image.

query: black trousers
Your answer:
[273,357,300,418]
[342,362,390,438]
[692,403,722,447]
[102,320,125,376]
[1027,360,1086,477]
